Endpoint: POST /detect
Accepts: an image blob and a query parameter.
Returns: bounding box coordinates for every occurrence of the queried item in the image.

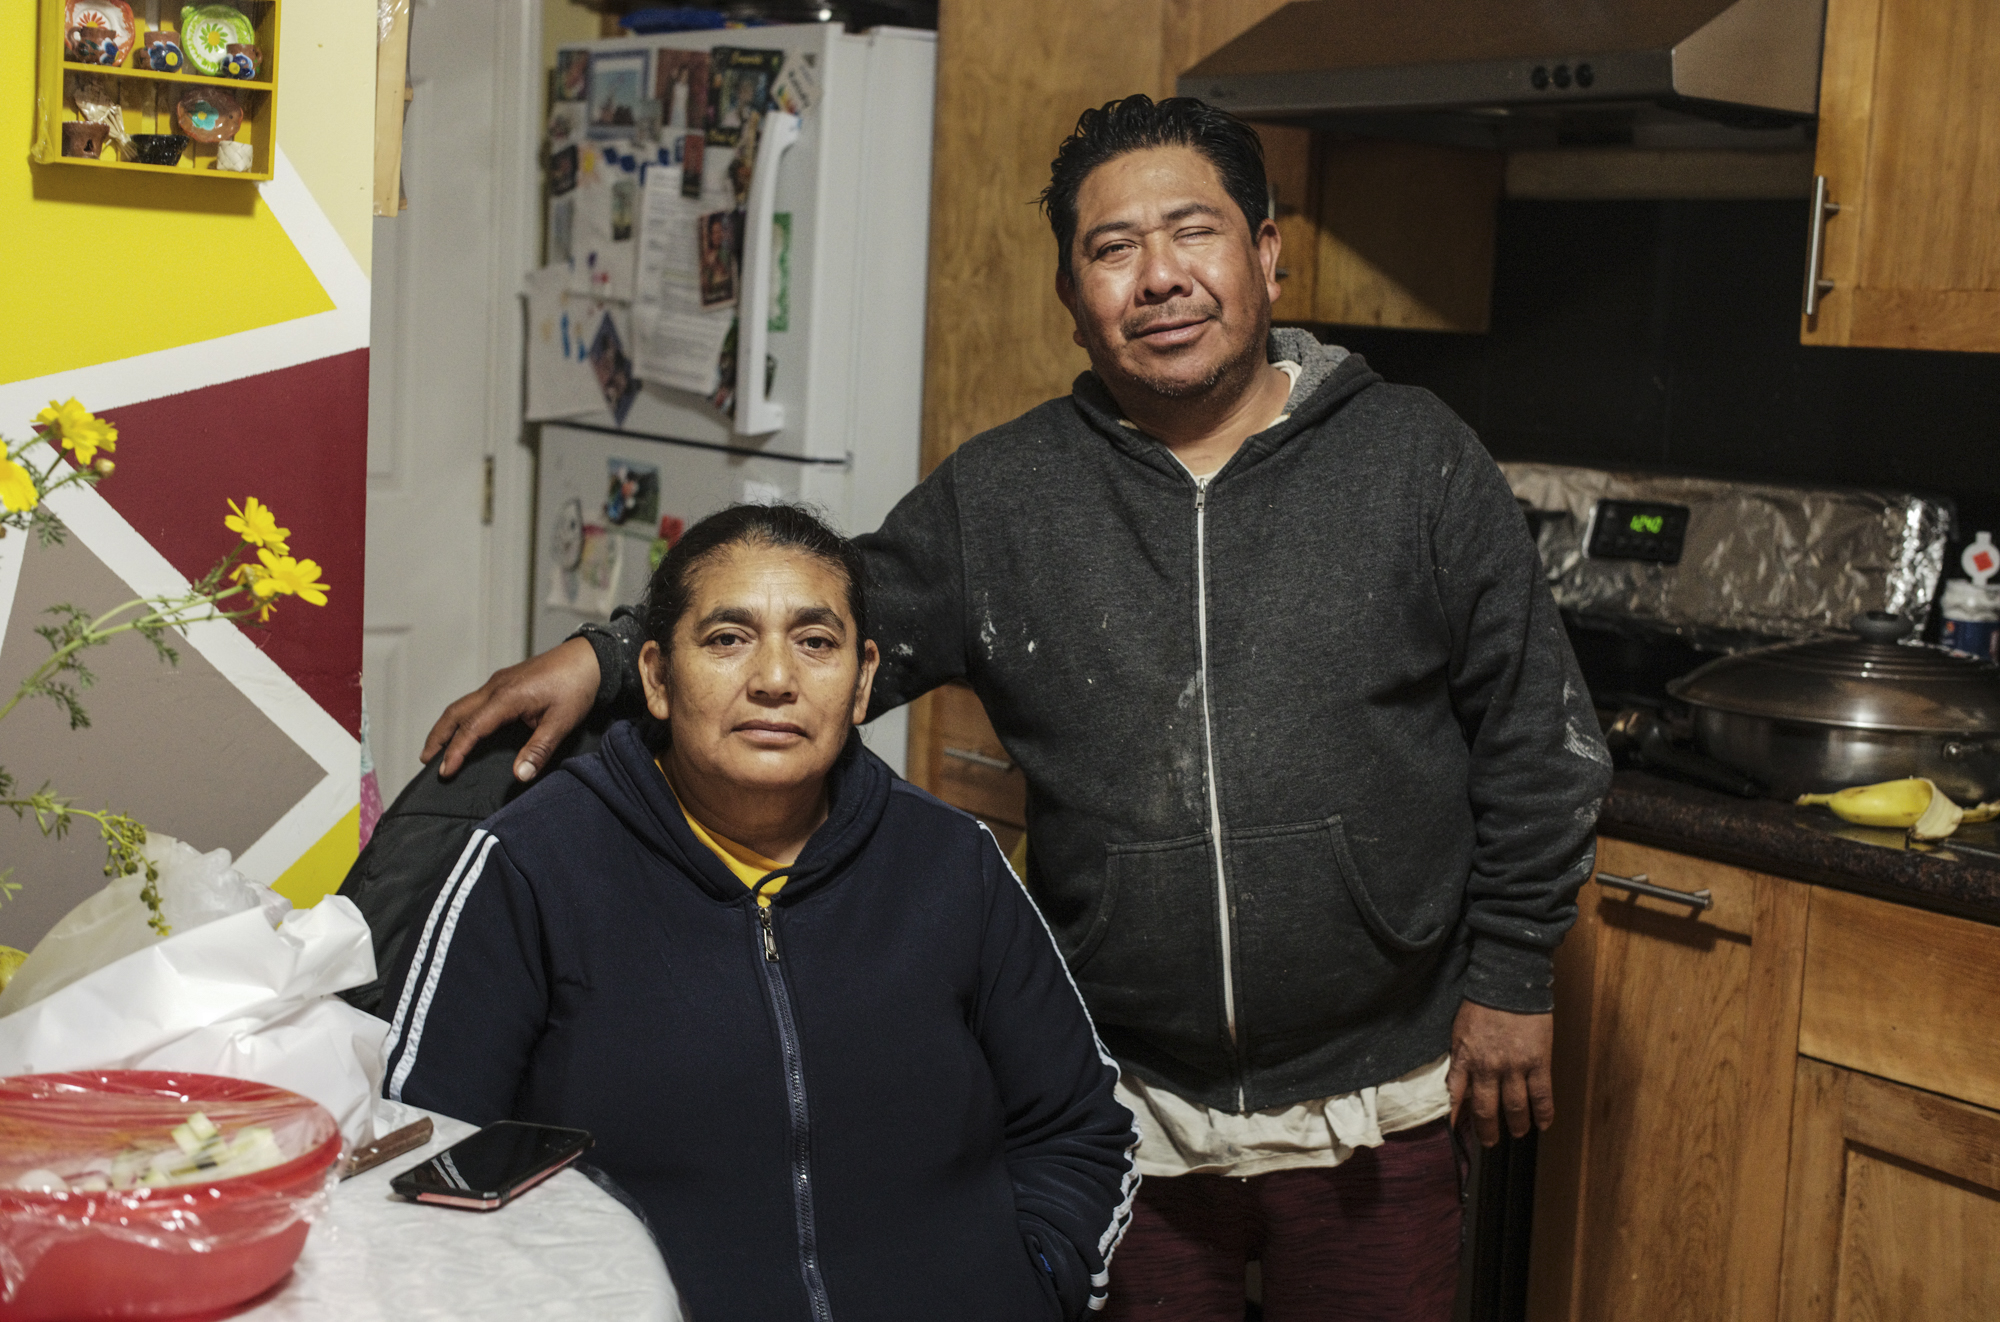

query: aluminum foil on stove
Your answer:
[1501,463,1949,653]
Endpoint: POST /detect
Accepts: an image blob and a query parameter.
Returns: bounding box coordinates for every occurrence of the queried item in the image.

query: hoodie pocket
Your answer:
[1228,816,1453,1056]
[1072,833,1225,1063]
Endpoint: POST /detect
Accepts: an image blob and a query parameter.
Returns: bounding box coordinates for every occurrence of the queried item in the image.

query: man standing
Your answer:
[426,97,1610,1318]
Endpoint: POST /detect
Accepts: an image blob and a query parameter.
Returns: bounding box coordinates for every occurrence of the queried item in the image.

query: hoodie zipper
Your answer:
[1192,482,1248,1111]
[755,904,834,1320]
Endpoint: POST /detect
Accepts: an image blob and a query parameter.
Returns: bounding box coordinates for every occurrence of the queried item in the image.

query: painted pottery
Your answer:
[59,121,108,158]
[174,86,242,143]
[220,43,262,80]
[143,30,184,73]
[131,133,188,165]
[64,0,136,64]
[180,4,255,76]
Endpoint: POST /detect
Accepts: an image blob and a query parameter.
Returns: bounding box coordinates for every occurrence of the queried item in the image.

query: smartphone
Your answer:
[390,1120,593,1211]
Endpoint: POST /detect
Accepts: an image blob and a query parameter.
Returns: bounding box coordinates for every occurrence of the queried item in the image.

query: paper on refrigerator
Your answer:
[524,265,608,420]
[632,146,738,396]
[570,141,642,303]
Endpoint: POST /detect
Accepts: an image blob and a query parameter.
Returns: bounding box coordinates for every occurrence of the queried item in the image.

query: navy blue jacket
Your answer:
[382,721,1139,1322]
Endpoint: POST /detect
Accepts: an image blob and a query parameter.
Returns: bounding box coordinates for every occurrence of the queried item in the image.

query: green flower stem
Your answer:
[0,793,163,934]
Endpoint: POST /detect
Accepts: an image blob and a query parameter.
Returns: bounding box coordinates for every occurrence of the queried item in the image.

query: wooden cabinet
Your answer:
[1780,1060,2000,1322]
[1802,0,2000,351]
[1527,840,1811,1322]
[1534,844,2000,1321]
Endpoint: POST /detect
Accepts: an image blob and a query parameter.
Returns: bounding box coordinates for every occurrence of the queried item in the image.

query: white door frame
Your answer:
[475,0,543,675]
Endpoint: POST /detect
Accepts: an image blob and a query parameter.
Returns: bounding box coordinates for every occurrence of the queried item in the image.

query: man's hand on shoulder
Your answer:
[421,636,601,782]
[1447,1000,1554,1148]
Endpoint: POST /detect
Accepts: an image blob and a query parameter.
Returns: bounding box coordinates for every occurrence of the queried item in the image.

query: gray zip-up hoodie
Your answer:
[583,329,1611,1113]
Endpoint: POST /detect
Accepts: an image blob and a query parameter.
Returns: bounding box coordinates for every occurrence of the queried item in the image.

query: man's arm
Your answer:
[423,453,977,780]
[1430,427,1613,1144]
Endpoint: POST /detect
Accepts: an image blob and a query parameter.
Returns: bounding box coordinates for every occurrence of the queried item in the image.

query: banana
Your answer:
[1795,777,1997,840]
[1912,786,1966,841]
[1797,777,1939,829]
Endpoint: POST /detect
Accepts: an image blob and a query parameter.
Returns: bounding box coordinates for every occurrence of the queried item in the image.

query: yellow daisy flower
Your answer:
[225,497,290,554]
[0,459,39,513]
[34,399,117,466]
[252,548,330,607]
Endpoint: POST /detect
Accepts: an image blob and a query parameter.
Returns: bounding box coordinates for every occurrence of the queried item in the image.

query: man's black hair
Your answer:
[642,502,870,654]
[1039,95,1268,275]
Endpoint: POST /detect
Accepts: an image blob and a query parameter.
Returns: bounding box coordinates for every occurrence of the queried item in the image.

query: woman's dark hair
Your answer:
[641,502,869,657]
[1038,95,1268,276]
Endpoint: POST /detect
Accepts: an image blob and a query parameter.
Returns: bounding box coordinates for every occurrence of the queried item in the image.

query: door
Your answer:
[1527,840,1811,1322]
[365,0,541,799]
[1780,1059,2000,1321]
[1802,0,2000,351]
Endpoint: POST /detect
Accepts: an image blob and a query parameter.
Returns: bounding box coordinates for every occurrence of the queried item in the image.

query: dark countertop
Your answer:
[1598,769,2000,924]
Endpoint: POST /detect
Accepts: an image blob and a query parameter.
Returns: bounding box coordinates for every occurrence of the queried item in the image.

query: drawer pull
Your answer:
[1596,870,1713,911]
[942,745,1014,773]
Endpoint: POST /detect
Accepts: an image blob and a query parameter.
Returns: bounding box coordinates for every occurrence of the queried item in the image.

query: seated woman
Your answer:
[382,503,1137,1322]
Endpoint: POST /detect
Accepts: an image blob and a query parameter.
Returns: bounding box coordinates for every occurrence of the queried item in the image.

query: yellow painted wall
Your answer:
[0,3,377,379]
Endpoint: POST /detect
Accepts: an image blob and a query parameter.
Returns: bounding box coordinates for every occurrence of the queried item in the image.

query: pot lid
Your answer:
[1666,612,2000,734]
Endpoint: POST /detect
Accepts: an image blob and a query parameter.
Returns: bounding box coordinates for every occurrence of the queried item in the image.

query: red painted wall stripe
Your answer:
[85,351,368,737]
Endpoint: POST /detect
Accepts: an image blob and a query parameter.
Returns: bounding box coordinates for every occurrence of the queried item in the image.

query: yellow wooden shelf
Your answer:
[42,151,272,181]
[33,0,281,181]
[60,60,274,92]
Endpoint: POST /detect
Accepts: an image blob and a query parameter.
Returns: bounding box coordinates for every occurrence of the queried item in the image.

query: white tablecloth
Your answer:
[239,1106,684,1321]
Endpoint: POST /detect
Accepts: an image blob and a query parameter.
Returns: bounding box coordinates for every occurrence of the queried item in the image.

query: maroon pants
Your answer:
[1102,1120,1463,1322]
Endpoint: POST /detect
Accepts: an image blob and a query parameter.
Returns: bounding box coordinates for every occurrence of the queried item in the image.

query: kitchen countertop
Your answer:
[1598,768,2000,924]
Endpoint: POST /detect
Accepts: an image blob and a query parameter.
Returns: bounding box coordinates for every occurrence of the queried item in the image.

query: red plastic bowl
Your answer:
[0,1071,340,1322]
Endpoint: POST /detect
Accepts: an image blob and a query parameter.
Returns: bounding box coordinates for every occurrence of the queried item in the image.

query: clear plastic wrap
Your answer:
[0,1071,339,1312]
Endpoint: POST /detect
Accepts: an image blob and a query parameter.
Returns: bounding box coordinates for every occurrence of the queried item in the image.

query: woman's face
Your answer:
[641,541,878,796]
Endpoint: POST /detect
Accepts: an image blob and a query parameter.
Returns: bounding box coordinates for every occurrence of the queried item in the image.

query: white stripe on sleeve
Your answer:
[382,828,491,1064]
[978,821,1143,1267]
[387,832,501,1101]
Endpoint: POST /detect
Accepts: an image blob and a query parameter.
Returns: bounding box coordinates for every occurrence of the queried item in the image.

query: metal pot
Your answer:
[1665,612,2000,801]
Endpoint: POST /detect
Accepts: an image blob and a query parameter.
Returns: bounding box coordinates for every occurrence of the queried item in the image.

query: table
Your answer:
[239,1106,684,1321]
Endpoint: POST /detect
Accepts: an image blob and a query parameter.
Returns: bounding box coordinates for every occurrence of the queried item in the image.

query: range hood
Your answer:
[1179,0,1827,149]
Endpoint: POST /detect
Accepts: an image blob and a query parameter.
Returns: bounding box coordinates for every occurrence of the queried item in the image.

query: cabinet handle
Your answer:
[1595,870,1713,911]
[942,745,1014,772]
[1802,174,1841,317]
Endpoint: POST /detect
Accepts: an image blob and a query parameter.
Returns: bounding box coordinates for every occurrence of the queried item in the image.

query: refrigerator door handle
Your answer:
[733,111,801,437]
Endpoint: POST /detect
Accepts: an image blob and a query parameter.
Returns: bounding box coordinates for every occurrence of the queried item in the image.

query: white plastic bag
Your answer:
[0,836,389,1148]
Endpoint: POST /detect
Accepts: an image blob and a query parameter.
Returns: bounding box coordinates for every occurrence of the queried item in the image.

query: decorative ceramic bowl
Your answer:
[180,3,253,77]
[175,86,242,143]
[130,133,188,166]
[59,121,108,158]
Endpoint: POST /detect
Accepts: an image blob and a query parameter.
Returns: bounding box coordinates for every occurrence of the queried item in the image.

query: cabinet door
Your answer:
[1527,840,1810,1322]
[1803,0,2000,351]
[1780,1059,2000,1321]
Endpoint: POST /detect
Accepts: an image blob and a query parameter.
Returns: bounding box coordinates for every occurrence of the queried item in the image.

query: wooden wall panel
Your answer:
[921,0,1162,476]
[923,0,1293,476]
[1313,139,1502,332]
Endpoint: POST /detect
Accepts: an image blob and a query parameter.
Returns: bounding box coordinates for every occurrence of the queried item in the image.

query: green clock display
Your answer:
[1585,499,1690,564]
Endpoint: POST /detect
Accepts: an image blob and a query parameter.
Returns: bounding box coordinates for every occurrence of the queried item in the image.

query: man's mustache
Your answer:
[1122,299,1221,339]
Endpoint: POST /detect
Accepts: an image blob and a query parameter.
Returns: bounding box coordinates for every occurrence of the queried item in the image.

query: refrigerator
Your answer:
[529,24,936,776]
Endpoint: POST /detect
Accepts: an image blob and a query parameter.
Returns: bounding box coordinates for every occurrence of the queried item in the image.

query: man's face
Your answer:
[1057,145,1281,402]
